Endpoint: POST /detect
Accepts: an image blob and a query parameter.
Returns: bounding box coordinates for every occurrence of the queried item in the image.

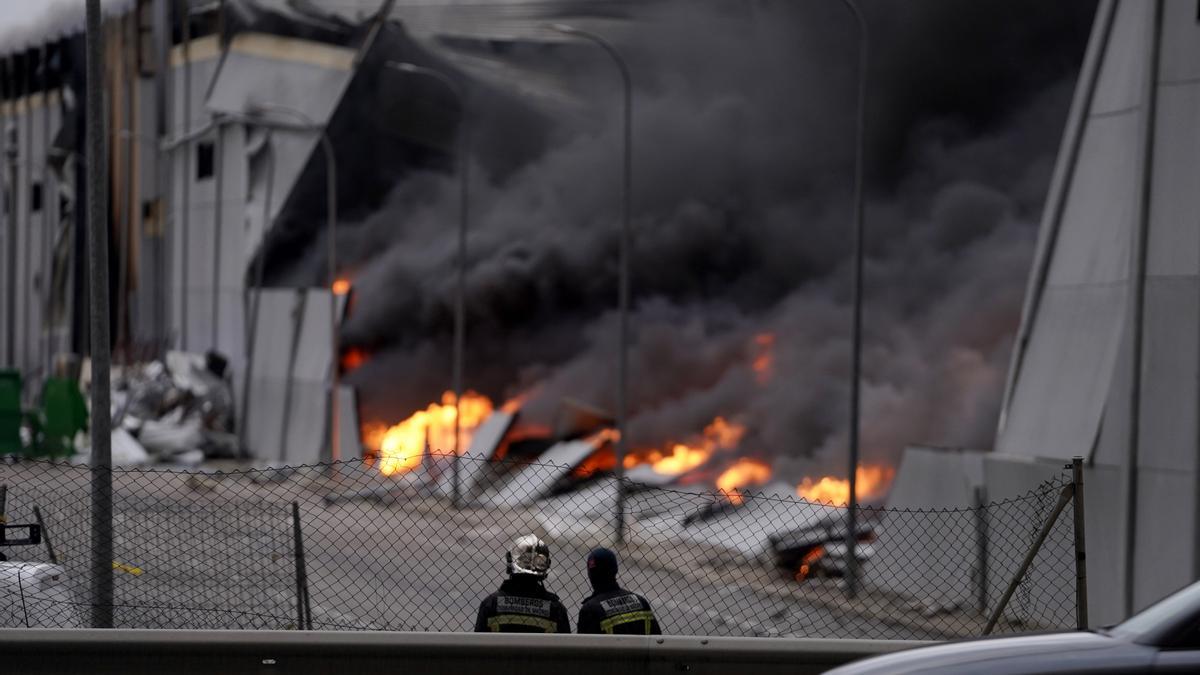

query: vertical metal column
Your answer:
[116,18,133,364]
[239,138,274,457]
[291,502,310,630]
[550,24,633,545]
[841,0,870,599]
[85,0,115,630]
[178,0,192,352]
[41,43,54,378]
[973,486,990,615]
[4,58,16,369]
[152,0,169,357]
[22,53,33,381]
[1123,0,1162,619]
[210,124,224,351]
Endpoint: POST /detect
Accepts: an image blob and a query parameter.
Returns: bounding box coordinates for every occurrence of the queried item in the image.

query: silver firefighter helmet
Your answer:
[506,534,551,578]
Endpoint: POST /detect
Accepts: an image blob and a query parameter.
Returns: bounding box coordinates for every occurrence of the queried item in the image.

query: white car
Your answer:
[0,562,85,628]
[829,580,1200,674]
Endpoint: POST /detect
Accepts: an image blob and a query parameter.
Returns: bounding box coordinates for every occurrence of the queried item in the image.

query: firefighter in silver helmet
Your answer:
[474,534,572,633]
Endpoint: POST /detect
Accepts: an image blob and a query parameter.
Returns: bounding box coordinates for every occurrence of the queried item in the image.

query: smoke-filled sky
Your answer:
[314,0,1097,480]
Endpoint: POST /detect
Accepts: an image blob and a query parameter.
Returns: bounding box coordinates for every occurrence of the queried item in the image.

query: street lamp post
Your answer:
[839,0,870,599]
[385,61,470,507]
[550,23,633,544]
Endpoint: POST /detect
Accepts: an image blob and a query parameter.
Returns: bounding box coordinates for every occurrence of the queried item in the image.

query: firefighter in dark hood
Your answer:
[474,534,572,633]
[577,547,662,635]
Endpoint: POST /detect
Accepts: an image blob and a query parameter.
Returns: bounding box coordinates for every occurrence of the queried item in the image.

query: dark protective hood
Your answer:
[587,547,618,591]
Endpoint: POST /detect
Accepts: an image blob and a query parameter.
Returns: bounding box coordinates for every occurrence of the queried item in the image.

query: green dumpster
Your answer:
[39,377,88,458]
[0,370,21,455]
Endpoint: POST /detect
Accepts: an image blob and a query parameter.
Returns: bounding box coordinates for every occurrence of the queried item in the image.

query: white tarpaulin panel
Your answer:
[998,285,1126,459]
[243,289,336,464]
[865,447,986,608]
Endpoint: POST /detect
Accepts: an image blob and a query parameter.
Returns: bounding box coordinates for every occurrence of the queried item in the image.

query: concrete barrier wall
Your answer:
[0,629,924,675]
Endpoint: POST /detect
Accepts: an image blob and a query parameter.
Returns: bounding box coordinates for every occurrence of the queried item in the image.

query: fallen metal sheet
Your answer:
[481,438,599,507]
[625,464,682,489]
[536,478,620,544]
[662,482,843,559]
[433,411,516,501]
[541,477,619,519]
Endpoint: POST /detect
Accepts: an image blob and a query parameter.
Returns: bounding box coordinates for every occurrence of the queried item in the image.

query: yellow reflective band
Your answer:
[600,610,655,635]
[487,614,559,633]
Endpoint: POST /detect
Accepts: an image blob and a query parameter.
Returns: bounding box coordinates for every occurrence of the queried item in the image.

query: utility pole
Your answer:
[85,0,114,629]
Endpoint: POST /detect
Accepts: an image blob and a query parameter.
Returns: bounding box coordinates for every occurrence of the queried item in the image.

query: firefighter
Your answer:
[577,547,662,635]
[474,534,572,633]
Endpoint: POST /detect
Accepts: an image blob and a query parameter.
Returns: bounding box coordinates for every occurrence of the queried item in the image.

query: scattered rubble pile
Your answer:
[83,351,239,467]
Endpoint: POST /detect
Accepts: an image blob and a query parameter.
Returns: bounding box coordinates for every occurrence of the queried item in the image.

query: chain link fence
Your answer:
[0,455,1082,638]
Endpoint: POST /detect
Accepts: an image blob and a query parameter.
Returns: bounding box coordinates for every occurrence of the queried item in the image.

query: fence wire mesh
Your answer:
[0,455,1078,638]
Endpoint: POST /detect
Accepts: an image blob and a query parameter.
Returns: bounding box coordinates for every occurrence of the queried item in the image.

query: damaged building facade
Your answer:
[0,0,616,464]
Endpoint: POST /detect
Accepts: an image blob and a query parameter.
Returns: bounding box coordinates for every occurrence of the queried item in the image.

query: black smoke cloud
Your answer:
[314,0,1095,479]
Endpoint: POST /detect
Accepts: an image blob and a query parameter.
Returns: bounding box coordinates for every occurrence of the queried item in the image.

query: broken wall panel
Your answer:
[482,438,599,507]
[433,410,515,500]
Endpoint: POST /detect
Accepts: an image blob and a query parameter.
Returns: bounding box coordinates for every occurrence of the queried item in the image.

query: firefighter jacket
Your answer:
[474,576,572,633]
[576,586,662,635]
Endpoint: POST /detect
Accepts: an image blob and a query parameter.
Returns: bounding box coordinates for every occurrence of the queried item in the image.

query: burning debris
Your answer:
[363,390,493,476]
[796,465,897,507]
[769,514,877,583]
[715,458,772,505]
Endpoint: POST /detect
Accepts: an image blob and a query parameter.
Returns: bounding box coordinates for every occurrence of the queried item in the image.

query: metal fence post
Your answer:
[973,486,989,615]
[1072,457,1088,629]
[291,501,311,630]
[32,505,59,564]
[983,482,1074,635]
[85,0,115,630]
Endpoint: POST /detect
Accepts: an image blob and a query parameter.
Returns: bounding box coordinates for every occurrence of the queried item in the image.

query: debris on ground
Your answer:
[100,350,240,466]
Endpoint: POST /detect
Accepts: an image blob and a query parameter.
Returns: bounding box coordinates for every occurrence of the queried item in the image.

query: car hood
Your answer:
[827,631,1154,674]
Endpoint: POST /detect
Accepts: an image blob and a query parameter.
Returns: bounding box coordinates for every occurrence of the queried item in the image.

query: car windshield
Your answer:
[1109,580,1200,641]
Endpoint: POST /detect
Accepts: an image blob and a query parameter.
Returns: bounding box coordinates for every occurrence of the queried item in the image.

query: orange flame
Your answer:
[626,416,746,476]
[796,465,895,505]
[715,458,771,505]
[751,332,775,385]
[341,347,368,372]
[332,278,352,296]
[367,391,495,476]
[794,546,826,582]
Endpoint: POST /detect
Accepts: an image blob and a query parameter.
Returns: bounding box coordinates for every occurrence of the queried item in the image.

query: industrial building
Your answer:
[0,0,628,464]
